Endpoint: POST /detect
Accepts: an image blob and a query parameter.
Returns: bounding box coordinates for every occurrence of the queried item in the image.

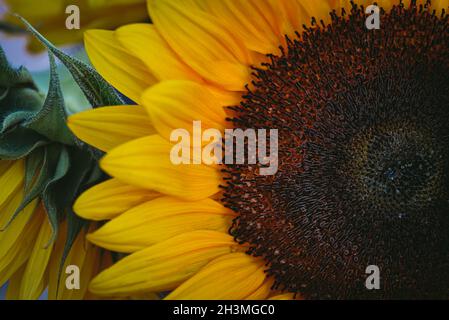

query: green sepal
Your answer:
[1,144,58,231]
[24,147,46,192]
[25,52,76,146]
[42,145,98,242]
[0,47,43,134]
[16,15,124,108]
[41,145,71,243]
[0,46,58,160]
[0,16,119,278]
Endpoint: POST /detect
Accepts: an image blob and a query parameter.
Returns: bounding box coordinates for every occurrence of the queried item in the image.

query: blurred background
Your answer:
[0,0,91,115]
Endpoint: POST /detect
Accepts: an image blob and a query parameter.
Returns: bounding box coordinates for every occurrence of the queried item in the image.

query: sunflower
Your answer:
[2,0,148,52]
[69,0,449,299]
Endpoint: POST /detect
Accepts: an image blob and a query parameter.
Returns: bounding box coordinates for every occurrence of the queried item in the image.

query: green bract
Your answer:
[0,16,122,272]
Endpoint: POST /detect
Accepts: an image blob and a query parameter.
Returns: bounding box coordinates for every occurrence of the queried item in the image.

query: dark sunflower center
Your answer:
[223,1,449,299]
[347,121,447,212]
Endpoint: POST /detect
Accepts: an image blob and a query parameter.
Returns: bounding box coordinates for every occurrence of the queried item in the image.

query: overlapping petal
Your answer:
[89,231,237,295]
[74,178,160,221]
[84,30,157,103]
[141,80,227,141]
[100,135,221,200]
[87,197,234,252]
[116,24,203,82]
[148,0,252,91]
[166,253,267,300]
[68,105,155,152]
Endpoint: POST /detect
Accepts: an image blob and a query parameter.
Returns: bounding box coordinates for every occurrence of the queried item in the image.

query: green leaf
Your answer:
[16,15,124,108]
[25,52,76,145]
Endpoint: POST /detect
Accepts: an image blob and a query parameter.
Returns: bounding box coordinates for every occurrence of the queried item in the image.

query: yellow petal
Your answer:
[47,221,68,299]
[268,293,297,300]
[48,225,100,300]
[208,86,243,107]
[87,196,234,252]
[332,0,398,13]
[0,161,13,178]
[0,206,42,286]
[295,0,333,27]
[6,264,48,300]
[116,24,203,82]
[5,264,25,300]
[84,30,156,103]
[277,0,317,38]
[68,105,155,152]
[0,193,38,261]
[142,81,226,141]
[166,252,267,300]
[148,0,251,91]
[19,206,54,300]
[205,0,281,54]
[432,0,449,11]
[89,230,236,296]
[0,160,24,210]
[245,277,275,300]
[74,178,160,221]
[100,135,221,200]
[331,1,441,18]
[129,292,160,300]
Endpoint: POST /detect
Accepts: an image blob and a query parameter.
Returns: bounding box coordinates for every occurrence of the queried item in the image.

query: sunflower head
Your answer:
[224,1,449,299]
[69,0,449,300]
